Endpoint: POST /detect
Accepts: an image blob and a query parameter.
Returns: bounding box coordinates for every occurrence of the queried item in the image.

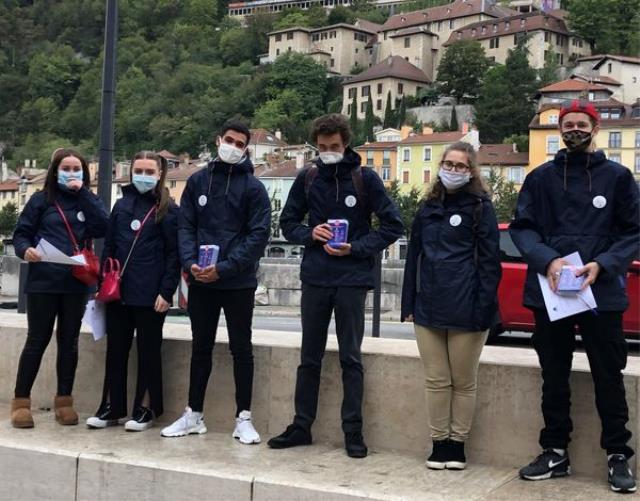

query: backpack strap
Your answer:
[303,165,319,198]
[351,166,369,214]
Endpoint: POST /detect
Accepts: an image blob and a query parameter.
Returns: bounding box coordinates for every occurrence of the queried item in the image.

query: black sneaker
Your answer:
[426,440,449,470]
[446,440,467,470]
[124,407,154,432]
[519,449,571,480]
[85,403,127,429]
[345,432,368,458]
[608,454,637,493]
[267,424,312,449]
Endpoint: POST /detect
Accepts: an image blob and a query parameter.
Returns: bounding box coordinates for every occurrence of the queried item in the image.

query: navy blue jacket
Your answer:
[178,157,270,290]
[401,191,502,331]
[102,185,180,307]
[510,149,640,311]
[13,187,109,294]
[279,148,404,289]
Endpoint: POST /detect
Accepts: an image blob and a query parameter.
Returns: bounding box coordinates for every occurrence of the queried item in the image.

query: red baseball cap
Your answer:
[558,100,600,124]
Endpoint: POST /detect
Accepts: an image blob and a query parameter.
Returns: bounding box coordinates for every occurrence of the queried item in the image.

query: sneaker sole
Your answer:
[161,426,208,438]
[426,461,446,470]
[445,461,467,470]
[609,483,637,493]
[232,432,261,444]
[125,422,154,432]
[86,418,127,429]
[521,466,571,481]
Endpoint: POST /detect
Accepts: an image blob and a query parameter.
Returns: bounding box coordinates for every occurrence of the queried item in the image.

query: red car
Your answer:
[492,224,640,340]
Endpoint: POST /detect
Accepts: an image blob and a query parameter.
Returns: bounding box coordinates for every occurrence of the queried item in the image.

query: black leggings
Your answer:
[15,293,87,398]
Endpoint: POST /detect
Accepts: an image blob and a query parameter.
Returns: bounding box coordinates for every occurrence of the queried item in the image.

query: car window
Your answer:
[499,230,523,263]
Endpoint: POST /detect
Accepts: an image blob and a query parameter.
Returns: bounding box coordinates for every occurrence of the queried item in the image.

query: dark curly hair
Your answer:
[310,113,352,145]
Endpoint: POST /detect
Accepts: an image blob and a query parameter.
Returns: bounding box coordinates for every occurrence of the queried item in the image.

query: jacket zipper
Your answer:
[225,165,233,196]
[334,165,339,203]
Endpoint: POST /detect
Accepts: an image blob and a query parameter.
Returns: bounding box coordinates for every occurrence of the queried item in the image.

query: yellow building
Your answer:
[528,101,640,182]
[355,142,399,188]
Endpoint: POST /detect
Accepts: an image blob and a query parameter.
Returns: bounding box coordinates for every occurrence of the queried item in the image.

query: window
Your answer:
[600,108,610,119]
[383,150,391,165]
[275,34,282,42]
[449,19,454,29]
[287,32,293,40]
[404,37,410,48]
[548,114,558,124]
[402,148,411,162]
[354,48,358,53]
[312,34,319,41]
[287,47,291,52]
[544,32,550,43]
[321,32,328,40]
[608,63,612,74]
[354,32,367,42]
[520,18,525,27]
[330,58,335,67]
[274,199,282,211]
[437,21,442,31]
[169,180,177,188]
[423,147,431,161]
[493,24,497,33]
[635,154,640,173]
[348,88,356,98]
[398,83,404,94]
[360,102,367,113]
[635,131,640,148]
[481,167,491,178]
[423,170,431,184]
[377,99,382,111]
[377,83,383,94]
[547,135,560,154]
[609,132,622,148]
[366,151,374,166]
[402,170,410,183]
[588,91,594,101]
[471,29,476,37]
[508,167,525,184]
[362,85,370,97]
[610,108,621,119]
[347,104,352,115]
[505,21,510,31]
[481,26,487,35]
[382,166,391,181]
[490,38,500,49]
[609,153,621,163]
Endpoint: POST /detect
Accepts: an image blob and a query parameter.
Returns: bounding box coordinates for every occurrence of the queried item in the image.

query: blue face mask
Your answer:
[57,169,83,188]
[132,174,158,194]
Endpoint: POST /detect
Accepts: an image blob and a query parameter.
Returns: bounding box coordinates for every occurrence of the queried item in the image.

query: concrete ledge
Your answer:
[0,312,638,482]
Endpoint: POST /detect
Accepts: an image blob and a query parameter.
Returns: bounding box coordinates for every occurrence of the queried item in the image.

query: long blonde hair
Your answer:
[425,141,489,202]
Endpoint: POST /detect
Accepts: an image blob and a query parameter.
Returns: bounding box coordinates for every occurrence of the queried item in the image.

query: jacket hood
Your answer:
[209,155,254,175]
[552,148,608,192]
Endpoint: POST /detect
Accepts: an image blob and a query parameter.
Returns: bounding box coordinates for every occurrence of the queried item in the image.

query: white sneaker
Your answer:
[232,410,261,444]
[161,407,207,437]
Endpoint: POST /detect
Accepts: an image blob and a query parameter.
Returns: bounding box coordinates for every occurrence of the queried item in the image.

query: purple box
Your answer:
[327,219,349,249]
[557,265,585,294]
[198,244,220,268]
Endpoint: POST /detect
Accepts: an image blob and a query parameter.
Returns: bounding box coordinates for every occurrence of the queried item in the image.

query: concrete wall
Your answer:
[0,313,638,479]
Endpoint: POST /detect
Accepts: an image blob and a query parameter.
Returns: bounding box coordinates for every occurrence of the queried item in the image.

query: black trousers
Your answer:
[532,309,634,458]
[294,284,368,434]
[99,302,167,418]
[187,286,255,416]
[15,293,87,398]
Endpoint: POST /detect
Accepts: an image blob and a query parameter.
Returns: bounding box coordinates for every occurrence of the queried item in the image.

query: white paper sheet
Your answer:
[36,238,87,266]
[82,300,106,341]
[537,252,598,322]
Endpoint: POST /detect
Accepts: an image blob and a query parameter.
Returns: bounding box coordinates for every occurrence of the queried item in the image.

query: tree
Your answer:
[436,41,490,103]
[537,50,561,88]
[387,180,422,239]
[383,91,395,129]
[450,105,458,132]
[566,0,640,56]
[503,134,529,153]
[486,169,518,223]
[219,28,254,66]
[474,45,537,143]
[396,97,407,128]
[363,95,375,143]
[0,202,18,237]
[328,5,356,24]
[350,93,358,137]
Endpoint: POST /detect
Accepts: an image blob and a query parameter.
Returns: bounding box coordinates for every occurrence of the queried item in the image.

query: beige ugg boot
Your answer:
[11,398,34,428]
[54,395,78,425]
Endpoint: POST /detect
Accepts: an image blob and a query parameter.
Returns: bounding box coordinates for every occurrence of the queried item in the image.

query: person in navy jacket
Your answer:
[86,151,180,432]
[267,114,403,458]
[161,121,270,444]
[11,149,108,428]
[511,101,640,493]
[401,141,501,470]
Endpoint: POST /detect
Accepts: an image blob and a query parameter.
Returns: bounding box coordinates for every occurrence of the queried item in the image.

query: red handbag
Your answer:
[96,257,121,302]
[95,205,156,303]
[54,203,100,286]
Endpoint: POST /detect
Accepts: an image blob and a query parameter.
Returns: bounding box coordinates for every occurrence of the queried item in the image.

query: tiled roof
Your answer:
[444,12,576,45]
[381,0,517,32]
[250,129,288,147]
[0,181,18,191]
[399,131,465,145]
[389,26,436,38]
[345,56,430,85]
[530,102,640,129]
[355,141,399,150]
[158,150,178,160]
[477,144,528,166]
[255,160,300,178]
[538,79,612,93]
[355,19,383,34]
[578,54,640,65]
[166,165,205,181]
[268,22,377,37]
[570,74,622,86]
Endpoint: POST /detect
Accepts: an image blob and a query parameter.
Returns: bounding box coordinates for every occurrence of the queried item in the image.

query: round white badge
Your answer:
[345,195,357,208]
[130,220,141,231]
[198,195,208,207]
[592,196,607,209]
[449,214,462,227]
[77,211,85,222]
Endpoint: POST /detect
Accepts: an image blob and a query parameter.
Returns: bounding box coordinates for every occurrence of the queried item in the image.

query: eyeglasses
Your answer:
[222,135,246,150]
[440,160,470,172]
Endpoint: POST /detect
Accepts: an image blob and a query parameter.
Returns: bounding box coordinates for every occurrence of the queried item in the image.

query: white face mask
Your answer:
[218,142,245,164]
[439,169,471,190]
[319,151,343,165]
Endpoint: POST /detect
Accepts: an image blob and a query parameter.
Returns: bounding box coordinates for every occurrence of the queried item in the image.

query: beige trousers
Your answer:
[414,325,488,442]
